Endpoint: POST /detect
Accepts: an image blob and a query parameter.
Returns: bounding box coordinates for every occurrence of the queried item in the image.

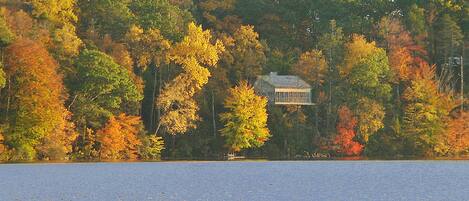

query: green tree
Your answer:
[220,81,270,152]
[130,0,193,40]
[433,14,464,66]
[78,0,134,38]
[70,49,143,130]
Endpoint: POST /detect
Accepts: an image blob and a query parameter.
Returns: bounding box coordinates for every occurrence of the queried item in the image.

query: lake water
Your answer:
[1,161,469,201]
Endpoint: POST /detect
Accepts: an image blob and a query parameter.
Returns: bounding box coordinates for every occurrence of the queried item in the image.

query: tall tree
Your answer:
[318,20,345,134]
[220,81,270,152]
[340,35,392,143]
[157,22,223,135]
[433,14,464,66]
[3,39,74,160]
[402,63,454,156]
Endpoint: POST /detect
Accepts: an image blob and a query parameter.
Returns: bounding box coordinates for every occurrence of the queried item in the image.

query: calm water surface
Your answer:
[1,161,468,201]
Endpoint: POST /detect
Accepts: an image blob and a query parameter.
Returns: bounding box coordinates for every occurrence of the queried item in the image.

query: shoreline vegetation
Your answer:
[0,0,467,162]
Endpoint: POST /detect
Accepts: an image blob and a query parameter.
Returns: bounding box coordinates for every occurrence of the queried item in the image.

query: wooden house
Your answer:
[254,72,313,105]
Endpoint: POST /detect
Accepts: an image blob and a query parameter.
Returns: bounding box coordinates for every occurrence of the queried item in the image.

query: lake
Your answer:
[1,161,469,201]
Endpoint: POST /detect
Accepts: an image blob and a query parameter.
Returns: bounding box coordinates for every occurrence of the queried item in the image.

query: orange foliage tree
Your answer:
[334,106,363,156]
[96,113,143,160]
[436,112,469,156]
[4,38,75,160]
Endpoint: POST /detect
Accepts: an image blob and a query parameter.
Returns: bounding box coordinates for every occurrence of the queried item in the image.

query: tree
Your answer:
[51,23,82,60]
[291,49,327,138]
[96,113,143,160]
[435,112,469,156]
[36,112,78,160]
[405,4,427,38]
[220,81,270,152]
[138,135,165,160]
[78,0,134,38]
[157,22,224,135]
[70,49,143,129]
[3,39,74,160]
[28,0,78,25]
[125,25,171,70]
[198,0,242,33]
[433,14,463,66]
[318,20,345,133]
[130,0,193,40]
[0,11,15,47]
[340,35,392,143]
[402,63,454,156]
[334,106,363,156]
[220,25,266,83]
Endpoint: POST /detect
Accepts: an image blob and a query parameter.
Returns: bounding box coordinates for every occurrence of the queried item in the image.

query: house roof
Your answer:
[258,72,311,89]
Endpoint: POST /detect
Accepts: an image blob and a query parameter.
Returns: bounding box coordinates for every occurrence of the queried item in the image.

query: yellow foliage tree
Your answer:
[28,0,78,25]
[96,114,143,160]
[220,81,270,152]
[125,25,172,69]
[341,35,380,77]
[220,25,266,83]
[157,22,224,135]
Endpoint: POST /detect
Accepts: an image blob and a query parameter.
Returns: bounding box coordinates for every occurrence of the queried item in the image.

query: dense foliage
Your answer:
[0,0,467,161]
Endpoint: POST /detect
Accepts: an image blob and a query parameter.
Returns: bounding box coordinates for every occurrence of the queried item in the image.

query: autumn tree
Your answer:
[27,0,78,25]
[125,25,171,70]
[96,113,143,160]
[402,63,454,156]
[0,11,15,47]
[138,135,165,160]
[220,81,270,152]
[334,106,363,156]
[435,112,469,156]
[339,35,392,143]
[3,39,74,160]
[220,25,266,84]
[157,22,223,135]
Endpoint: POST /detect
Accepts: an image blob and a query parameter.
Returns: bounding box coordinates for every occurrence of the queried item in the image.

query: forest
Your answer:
[0,0,467,161]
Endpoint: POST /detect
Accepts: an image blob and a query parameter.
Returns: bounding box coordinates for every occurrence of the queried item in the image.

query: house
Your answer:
[254,72,313,105]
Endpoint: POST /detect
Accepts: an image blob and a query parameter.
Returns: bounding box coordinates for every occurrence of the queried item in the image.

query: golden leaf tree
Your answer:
[157,22,224,135]
[220,81,270,152]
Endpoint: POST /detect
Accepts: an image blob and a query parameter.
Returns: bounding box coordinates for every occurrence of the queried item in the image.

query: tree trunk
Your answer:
[211,90,217,138]
[150,67,158,132]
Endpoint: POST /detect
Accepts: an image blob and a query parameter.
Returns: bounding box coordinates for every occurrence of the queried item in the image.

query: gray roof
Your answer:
[258,72,311,89]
